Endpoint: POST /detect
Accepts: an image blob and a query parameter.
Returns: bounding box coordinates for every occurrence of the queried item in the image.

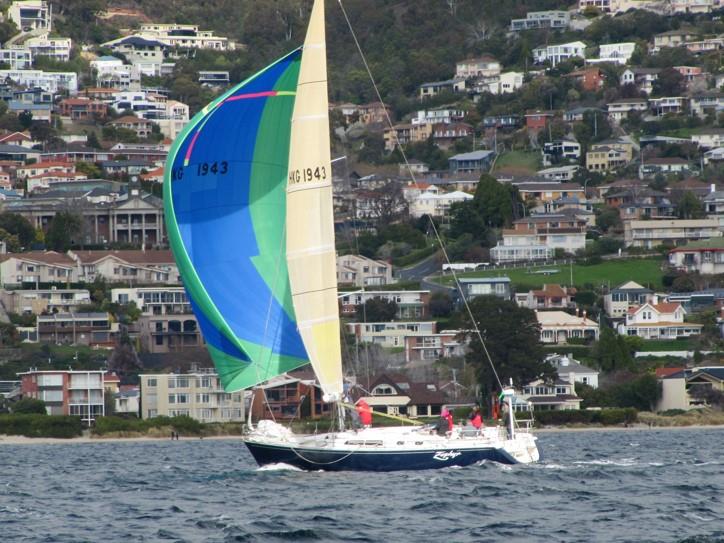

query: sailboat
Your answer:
[163,0,539,471]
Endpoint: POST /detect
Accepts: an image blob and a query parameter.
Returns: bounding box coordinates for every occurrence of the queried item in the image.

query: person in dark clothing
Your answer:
[433,408,454,436]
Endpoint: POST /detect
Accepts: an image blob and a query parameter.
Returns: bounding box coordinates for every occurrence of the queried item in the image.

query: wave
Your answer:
[256,463,303,472]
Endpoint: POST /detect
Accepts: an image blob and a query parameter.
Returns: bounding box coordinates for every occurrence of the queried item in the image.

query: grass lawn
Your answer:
[493,150,541,173]
[638,339,695,352]
[435,258,664,290]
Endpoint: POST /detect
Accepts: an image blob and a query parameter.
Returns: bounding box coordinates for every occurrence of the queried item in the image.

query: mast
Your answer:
[286,0,344,400]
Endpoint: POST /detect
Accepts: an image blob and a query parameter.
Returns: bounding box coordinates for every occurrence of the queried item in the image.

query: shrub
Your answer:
[11,398,47,414]
[534,408,637,426]
[0,414,83,438]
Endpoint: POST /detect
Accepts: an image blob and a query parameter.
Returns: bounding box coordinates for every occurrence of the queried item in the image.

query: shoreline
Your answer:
[2,424,724,444]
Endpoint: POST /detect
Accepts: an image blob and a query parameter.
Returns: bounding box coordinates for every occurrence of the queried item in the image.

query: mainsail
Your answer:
[164,0,343,397]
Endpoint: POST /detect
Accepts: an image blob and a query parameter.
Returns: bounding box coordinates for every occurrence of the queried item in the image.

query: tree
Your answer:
[449,200,487,241]
[429,291,453,318]
[356,297,398,322]
[12,398,47,414]
[676,191,704,219]
[0,212,35,248]
[473,174,520,228]
[652,67,684,97]
[462,296,555,393]
[45,211,83,251]
[612,374,661,411]
[18,111,33,129]
[108,332,143,378]
[593,326,633,372]
[596,206,622,233]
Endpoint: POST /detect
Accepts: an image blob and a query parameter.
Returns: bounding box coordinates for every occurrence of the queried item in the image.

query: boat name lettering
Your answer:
[288,165,327,184]
[433,451,461,461]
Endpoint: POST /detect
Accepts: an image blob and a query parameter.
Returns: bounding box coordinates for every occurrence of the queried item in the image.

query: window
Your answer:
[147,378,157,387]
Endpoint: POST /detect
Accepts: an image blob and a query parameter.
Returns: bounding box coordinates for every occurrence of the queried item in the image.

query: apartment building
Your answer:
[624,219,722,248]
[0,251,76,287]
[532,41,586,67]
[111,286,202,353]
[510,10,570,31]
[589,42,636,65]
[403,330,467,362]
[36,312,119,346]
[0,48,32,70]
[139,370,244,422]
[338,290,431,319]
[0,288,91,315]
[668,239,724,275]
[22,34,72,62]
[8,1,51,32]
[607,98,649,121]
[18,370,105,425]
[345,321,436,348]
[336,254,393,287]
[0,69,77,94]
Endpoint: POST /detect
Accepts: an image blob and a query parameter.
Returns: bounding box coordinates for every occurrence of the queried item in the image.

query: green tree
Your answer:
[18,111,33,129]
[594,326,634,372]
[12,398,47,414]
[473,174,520,228]
[597,206,622,233]
[356,297,398,322]
[75,161,103,179]
[462,296,555,393]
[45,211,83,251]
[0,212,35,248]
[612,374,661,411]
[652,67,685,97]
[449,200,487,240]
[429,290,453,318]
[676,191,704,219]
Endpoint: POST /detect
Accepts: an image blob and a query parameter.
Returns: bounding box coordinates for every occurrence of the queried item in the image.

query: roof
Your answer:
[531,284,574,298]
[449,150,495,161]
[646,157,688,165]
[114,36,167,48]
[0,144,41,154]
[70,250,174,265]
[0,251,75,266]
[458,276,511,284]
[536,311,597,327]
[614,280,650,292]
[110,115,149,125]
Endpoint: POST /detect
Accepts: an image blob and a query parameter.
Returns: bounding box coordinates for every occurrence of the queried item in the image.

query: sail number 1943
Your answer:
[288,165,327,184]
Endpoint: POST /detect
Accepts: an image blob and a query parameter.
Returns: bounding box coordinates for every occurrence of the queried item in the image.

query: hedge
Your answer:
[535,408,638,426]
[0,414,83,438]
[92,415,203,436]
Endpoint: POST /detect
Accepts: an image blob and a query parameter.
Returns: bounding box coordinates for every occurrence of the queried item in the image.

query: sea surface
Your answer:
[1,427,723,543]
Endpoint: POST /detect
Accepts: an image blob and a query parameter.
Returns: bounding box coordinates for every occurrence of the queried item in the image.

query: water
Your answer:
[1,427,723,543]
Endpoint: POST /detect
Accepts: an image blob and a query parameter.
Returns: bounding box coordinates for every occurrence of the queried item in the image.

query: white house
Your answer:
[0,69,77,94]
[604,281,655,318]
[455,57,501,79]
[620,68,660,94]
[8,1,51,32]
[0,48,32,70]
[624,219,721,248]
[532,41,586,67]
[409,190,472,218]
[589,42,636,65]
[345,321,436,348]
[668,239,724,275]
[617,301,703,339]
[547,353,600,389]
[411,108,464,125]
[336,255,393,287]
[607,98,648,121]
[22,34,72,62]
[537,310,600,344]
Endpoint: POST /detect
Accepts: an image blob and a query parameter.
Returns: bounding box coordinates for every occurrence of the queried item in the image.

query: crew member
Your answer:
[468,405,483,429]
[356,398,373,427]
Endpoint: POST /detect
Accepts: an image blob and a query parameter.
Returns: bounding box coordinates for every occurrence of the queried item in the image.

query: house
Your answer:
[111,286,202,353]
[604,281,655,318]
[0,69,77,94]
[345,321,436,349]
[410,189,473,218]
[8,1,51,32]
[690,128,724,149]
[495,72,525,95]
[36,312,120,347]
[607,98,649,121]
[100,160,154,176]
[668,238,724,275]
[589,42,636,65]
[483,114,521,129]
[689,93,724,117]
[198,71,230,87]
[704,147,724,166]
[618,301,703,339]
[524,110,554,132]
[455,56,501,79]
[18,370,105,425]
[515,182,586,211]
[448,150,495,174]
[510,10,570,31]
[547,353,600,388]
[140,370,245,422]
[653,29,698,51]
[520,377,582,411]
[703,190,724,214]
[620,68,660,94]
[510,212,588,253]
[0,288,91,315]
[537,310,600,344]
[22,34,72,62]
[69,250,179,284]
[336,254,393,287]
[565,67,605,91]
[338,290,431,320]
[639,157,689,179]
[586,146,627,172]
[432,122,473,149]
[108,115,154,139]
[537,165,579,182]
[532,41,586,67]
[518,284,576,310]
[685,37,723,54]
[418,78,466,99]
[0,251,77,286]
[134,23,234,51]
[624,219,722,248]
[412,108,464,125]
[0,48,32,70]
[609,189,676,220]
[383,123,431,151]
[670,0,717,13]
[354,373,447,417]
[650,96,687,117]
[490,229,554,262]
[403,330,468,363]
[115,386,140,416]
[57,97,108,120]
[658,367,724,411]
[542,139,581,167]
[103,36,167,69]
[563,106,603,122]
[456,277,512,300]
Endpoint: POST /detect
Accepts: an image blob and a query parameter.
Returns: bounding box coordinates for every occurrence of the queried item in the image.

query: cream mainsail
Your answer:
[286,0,344,399]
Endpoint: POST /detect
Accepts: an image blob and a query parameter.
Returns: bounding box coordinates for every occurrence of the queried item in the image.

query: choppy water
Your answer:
[1,427,723,542]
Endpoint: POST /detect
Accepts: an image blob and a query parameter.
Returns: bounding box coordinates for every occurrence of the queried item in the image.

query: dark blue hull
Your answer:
[244,441,517,471]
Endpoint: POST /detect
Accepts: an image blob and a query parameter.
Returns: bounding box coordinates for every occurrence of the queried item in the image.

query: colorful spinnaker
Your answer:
[164,0,343,398]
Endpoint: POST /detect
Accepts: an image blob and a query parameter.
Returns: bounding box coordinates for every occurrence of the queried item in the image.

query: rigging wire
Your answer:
[336,0,504,392]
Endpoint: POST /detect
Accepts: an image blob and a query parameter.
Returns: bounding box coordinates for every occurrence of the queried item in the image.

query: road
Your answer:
[396,251,441,281]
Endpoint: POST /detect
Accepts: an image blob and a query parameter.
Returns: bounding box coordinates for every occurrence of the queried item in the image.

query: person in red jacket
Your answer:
[468,405,483,429]
[356,399,373,427]
[443,407,454,431]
